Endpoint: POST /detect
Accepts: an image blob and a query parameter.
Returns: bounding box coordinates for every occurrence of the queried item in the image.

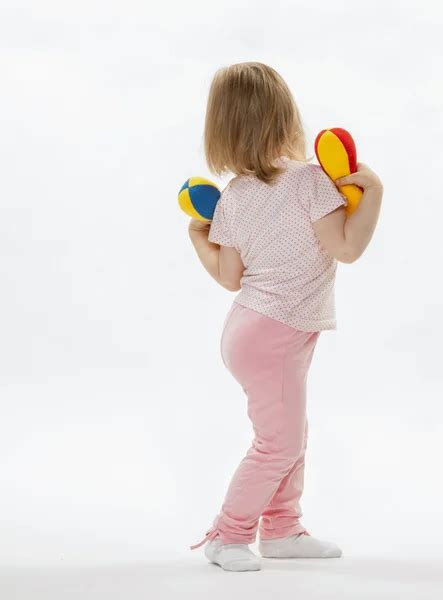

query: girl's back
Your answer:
[208,158,347,331]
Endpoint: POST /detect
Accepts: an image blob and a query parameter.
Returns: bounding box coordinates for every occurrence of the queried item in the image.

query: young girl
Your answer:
[188,62,383,572]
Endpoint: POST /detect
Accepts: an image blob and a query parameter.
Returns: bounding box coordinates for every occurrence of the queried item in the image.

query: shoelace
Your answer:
[190,526,219,550]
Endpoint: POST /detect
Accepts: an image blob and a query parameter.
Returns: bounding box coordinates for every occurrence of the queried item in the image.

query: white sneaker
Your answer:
[259,533,342,558]
[204,538,261,571]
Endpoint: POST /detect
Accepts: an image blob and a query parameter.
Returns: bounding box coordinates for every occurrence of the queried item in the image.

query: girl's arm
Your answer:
[188,219,244,291]
[313,162,383,263]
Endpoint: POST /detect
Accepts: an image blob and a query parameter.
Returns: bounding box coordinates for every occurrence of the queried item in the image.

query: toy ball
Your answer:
[178,176,221,222]
[314,127,363,216]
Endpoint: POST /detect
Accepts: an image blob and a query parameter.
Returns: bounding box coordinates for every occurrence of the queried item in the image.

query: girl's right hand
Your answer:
[335,162,383,193]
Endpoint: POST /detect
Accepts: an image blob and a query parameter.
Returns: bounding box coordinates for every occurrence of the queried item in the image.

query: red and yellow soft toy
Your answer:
[314,127,363,216]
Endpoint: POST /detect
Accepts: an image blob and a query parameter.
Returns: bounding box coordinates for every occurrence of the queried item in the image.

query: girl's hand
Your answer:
[335,162,383,192]
[188,218,211,234]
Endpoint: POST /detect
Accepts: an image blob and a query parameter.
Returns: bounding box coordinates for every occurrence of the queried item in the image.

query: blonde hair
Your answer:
[204,62,309,184]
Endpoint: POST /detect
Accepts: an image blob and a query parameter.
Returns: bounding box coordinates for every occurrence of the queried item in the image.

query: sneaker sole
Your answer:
[209,559,261,571]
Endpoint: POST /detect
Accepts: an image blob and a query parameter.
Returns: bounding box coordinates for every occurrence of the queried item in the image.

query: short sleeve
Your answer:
[207,187,236,247]
[308,165,347,222]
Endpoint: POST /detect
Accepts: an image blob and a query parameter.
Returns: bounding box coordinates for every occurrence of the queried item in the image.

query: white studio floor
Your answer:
[1,552,442,600]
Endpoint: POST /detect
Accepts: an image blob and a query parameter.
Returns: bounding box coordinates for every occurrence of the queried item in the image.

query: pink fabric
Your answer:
[191,301,320,549]
[207,157,347,331]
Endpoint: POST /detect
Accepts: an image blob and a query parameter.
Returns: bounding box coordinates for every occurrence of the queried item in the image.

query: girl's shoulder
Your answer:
[283,158,317,174]
[222,160,322,198]
[284,160,333,189]
[222,173,254,198]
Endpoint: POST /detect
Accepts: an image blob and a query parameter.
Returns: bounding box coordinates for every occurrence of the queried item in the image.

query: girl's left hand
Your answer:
[188,218,211,234]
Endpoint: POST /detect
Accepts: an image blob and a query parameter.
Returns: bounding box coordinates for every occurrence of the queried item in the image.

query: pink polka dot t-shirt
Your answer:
[207,157,347,331]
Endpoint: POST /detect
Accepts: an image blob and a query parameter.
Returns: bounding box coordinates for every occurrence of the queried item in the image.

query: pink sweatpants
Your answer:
[191,302,320,550]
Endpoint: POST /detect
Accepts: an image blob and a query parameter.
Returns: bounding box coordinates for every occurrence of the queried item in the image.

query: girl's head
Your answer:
[204,62,308,184]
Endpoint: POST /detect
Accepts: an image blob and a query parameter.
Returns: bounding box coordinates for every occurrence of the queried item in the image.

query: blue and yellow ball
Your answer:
[178,176,220,222]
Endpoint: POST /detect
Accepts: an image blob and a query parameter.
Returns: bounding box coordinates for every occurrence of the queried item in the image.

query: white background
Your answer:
[0,0,442,597]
